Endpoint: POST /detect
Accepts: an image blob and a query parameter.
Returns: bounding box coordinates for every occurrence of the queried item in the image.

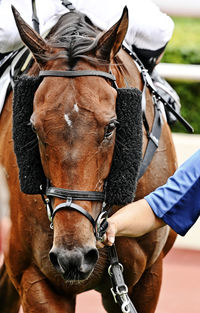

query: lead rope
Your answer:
[97,209,137,311]
[108,245,138,313]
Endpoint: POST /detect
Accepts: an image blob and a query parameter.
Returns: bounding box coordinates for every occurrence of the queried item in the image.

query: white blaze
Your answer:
[64,114,72,127]
[73,103,79,112]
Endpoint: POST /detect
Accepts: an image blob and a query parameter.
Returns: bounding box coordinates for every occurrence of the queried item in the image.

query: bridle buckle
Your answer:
[66,197,72,207]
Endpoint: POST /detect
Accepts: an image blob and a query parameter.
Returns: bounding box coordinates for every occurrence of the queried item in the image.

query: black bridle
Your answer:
[38,64,140,313]
[39,69,116,240]
[33,4,137,312]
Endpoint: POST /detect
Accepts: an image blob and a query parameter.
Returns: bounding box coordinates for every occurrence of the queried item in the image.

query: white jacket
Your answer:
[0,0,174,53]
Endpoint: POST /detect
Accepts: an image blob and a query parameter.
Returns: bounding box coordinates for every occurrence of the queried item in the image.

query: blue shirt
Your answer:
[145,149,200,236]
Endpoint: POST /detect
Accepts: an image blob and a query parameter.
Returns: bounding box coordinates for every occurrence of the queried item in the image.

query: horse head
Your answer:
[12,6,128,281]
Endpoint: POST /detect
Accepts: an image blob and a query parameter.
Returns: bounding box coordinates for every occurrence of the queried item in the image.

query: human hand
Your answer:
[96,218,117,248]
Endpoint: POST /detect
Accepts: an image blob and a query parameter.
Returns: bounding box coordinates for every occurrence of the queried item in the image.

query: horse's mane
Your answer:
[42,11,104,69]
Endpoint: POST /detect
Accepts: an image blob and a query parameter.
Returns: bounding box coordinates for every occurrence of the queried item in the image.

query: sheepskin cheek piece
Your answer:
[13,76,142,205]
[105,88,142,205]
[13,75,45,195]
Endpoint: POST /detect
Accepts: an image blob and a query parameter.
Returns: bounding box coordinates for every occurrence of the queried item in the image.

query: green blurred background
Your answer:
[161,17,200,133]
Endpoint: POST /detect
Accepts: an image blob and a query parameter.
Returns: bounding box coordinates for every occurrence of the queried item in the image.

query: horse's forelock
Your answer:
[44,11,103,68]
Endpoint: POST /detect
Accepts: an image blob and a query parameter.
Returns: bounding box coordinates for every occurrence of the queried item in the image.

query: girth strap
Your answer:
[39,70,116,81]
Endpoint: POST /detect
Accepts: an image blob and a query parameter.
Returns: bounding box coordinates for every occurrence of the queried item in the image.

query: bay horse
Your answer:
[0,6,177,313]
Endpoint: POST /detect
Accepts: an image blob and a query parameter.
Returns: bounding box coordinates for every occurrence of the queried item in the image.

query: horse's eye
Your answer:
[28,120,37,133]
[104,120,118,139]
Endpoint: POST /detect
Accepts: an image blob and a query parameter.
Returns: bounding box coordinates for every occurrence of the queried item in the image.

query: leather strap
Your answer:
[122,45,193,133]
[61,0,76,11]
[108,245,138,313]
[52,198,96,228]
[46,186,105,202]
[122,45,193,180]
[138,98,162,179]
[32,0,40,33]
[39,70,116,81]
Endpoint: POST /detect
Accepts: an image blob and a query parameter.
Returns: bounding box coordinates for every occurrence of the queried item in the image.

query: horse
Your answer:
[0,6,177,313]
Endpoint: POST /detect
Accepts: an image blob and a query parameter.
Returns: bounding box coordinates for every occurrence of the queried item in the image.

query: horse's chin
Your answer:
[63,268,94,283]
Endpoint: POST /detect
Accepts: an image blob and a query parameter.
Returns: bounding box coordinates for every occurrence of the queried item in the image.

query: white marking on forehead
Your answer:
[64,114,72,127]
[73,103,79,112]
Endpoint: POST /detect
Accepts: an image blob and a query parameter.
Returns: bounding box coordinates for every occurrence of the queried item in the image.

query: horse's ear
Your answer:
[96,6,128,61]
[12,5,51,65]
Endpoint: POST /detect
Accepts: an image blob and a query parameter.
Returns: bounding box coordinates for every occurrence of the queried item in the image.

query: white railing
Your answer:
[151,0,200,81]
[156,63,200,81]
[152,0,200,17]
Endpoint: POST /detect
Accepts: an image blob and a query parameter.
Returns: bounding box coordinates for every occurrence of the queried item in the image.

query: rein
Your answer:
[122,45,193,179]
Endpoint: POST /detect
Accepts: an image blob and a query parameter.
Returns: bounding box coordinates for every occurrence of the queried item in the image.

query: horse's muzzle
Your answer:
[49,246,99,281]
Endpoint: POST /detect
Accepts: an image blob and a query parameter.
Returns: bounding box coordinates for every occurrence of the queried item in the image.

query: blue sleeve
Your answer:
[144,149,200,236]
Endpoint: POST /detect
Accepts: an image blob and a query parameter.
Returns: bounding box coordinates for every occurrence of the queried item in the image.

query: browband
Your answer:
[39,70,116,81]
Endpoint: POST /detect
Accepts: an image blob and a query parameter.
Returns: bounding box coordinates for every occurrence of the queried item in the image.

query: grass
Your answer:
[169,17,200,50]
[162,17,200,64]
[160,17,200,133]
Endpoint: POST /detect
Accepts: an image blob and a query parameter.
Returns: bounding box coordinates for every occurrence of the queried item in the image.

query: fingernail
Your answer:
[109,236,115,244]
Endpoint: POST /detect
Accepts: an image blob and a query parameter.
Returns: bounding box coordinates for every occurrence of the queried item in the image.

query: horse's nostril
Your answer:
[49,246,99,280]
[49,249,63,272]
[84,248,99,266]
